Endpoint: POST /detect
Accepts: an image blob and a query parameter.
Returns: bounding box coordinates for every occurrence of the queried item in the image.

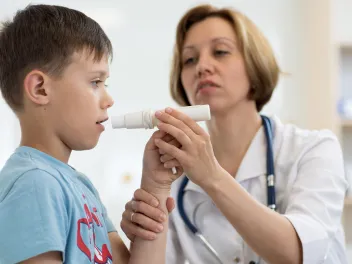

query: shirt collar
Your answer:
[15,146,77,176]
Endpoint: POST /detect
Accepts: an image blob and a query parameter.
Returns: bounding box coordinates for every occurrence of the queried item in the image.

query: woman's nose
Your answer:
[196,55,214,77]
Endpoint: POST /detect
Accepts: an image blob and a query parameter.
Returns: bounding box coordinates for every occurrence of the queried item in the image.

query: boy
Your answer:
[0,4,176,264]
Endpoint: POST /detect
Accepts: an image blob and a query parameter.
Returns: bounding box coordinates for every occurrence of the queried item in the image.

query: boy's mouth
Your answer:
[96,117,109,124]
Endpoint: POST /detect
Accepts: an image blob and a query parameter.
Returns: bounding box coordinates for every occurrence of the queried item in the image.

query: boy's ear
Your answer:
[23,70,51,105]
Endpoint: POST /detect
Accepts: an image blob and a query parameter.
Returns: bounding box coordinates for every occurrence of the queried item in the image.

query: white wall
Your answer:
[334,0,352,45]
[0,0,334,246]
[332,1,352,261]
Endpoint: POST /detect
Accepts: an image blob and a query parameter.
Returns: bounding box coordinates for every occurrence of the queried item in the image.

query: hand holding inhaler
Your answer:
[111,105,211,174]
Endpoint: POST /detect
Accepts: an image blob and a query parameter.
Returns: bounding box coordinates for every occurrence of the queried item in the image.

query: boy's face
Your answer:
[45,51,114,150]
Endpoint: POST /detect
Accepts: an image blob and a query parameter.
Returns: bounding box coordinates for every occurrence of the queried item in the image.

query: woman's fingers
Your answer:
[155,110,193,144]
[163,159,181,169]
[165,107,206,136]
[120,189,176,241]
[120,215,158,241]
[155,107,206,137]
[159,138,181,155]
[126,200,167,223]
[123,208,164,232]
[160,153,175,163]
[133,189,159,208]
[155,138,184,163]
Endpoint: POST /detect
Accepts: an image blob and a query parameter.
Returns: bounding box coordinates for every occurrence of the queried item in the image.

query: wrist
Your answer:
[141,171,171,197]
[141,173,171,216]
[200,167,231,193]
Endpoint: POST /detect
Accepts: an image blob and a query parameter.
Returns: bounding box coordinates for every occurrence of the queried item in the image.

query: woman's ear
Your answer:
[23,70,51,106]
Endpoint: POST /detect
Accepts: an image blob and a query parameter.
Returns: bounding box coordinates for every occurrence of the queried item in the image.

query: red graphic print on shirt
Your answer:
[77,194,112,264]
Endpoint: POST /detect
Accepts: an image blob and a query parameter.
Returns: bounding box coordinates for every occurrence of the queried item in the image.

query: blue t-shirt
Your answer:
[0,146,116,264]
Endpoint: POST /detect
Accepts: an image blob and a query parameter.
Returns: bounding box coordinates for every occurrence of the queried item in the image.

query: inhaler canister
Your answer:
[111,105,211,129]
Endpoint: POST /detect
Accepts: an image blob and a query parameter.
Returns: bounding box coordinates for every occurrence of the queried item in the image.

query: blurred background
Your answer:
[1,0,352,261]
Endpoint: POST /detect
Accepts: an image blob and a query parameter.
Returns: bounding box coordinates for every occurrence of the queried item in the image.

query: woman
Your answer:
[121,4,348,264]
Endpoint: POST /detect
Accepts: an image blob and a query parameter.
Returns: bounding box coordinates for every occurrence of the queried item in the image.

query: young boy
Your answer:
[0,4,176,264]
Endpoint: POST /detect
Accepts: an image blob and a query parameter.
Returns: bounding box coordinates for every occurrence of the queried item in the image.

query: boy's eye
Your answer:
[91,80,108,88]
[91,80,101,87]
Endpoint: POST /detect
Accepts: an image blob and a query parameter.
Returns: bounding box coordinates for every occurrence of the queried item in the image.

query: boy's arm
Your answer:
[107,189,169,264]
[19,251,62,264]
[108,232,130,264]
[128,182,170,264]
[126,129,181,264]
[0,170,68,264]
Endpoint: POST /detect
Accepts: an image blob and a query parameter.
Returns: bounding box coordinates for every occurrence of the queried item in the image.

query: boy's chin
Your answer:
[69,139,99,151]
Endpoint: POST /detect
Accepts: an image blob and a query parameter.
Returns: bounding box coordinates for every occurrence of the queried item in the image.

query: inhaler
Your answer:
[111,105,211,129]
[111,105,211,174]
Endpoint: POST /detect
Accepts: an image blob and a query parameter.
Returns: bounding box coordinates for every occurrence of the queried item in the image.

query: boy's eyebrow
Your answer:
[88,70,109,77]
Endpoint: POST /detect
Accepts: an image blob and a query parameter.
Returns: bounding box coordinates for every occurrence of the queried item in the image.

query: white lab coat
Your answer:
[166,116,348,264]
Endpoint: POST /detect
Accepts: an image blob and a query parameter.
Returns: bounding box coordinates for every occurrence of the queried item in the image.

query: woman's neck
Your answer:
[207,103,261,176]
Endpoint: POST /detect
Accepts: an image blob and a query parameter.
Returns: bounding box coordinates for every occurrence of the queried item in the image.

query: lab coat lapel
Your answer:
[235,126,267,182]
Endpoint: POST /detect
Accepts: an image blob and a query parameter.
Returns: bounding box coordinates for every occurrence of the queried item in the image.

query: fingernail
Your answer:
[150,233,157,239]
[155,111,162,117]
[152,199,159,207]
[165,107,172,113]
[160,213,167,221]
[157,225,164,232]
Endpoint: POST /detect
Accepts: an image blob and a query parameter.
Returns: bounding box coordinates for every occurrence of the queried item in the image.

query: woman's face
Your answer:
[180,17,252,114]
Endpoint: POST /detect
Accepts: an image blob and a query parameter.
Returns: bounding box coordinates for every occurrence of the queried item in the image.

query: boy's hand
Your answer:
[154,108,221,189]
[141,130,183,193]
[121,189,175,241]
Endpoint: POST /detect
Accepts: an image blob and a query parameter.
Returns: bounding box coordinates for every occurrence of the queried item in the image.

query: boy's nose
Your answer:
[101,91,114,109]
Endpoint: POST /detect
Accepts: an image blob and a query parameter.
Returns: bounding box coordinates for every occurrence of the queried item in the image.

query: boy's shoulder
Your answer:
[0,148,72,264]
[0,147,67,201]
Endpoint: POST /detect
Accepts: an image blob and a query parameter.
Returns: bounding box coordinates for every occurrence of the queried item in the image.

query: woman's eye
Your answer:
[214,50,229,56]
[183,57,196,65]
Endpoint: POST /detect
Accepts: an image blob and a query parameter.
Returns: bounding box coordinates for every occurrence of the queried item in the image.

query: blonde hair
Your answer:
[170,4,280,112]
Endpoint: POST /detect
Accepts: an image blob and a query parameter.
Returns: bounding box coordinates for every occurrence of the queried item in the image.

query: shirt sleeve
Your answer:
[0,169,69,264]
[283,131,348,264]
[101,202,116,233]
[166,216,186,264]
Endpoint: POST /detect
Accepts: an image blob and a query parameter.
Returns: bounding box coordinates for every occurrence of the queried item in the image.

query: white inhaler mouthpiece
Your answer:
[111,105,211,175]
[111,105,211,129]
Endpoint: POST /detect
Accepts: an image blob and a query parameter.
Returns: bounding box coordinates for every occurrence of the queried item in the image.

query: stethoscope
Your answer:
[177,115,275,264]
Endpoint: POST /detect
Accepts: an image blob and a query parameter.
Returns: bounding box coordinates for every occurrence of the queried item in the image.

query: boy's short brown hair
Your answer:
[0,4,113,112]
[170,4,280,112]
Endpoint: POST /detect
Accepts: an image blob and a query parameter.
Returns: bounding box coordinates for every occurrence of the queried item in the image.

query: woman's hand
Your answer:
[120,189,175,242]
[154,107,223,188]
